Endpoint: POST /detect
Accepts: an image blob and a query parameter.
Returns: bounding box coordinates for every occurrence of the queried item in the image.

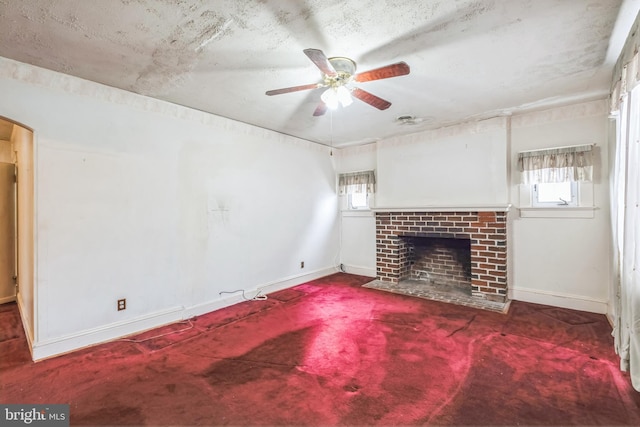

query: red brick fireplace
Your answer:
[375,210,508,303]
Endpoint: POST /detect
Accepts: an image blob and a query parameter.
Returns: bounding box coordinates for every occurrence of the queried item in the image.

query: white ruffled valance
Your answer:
[610,11,640,113]
[611,55,640,113]
[517,144,594,184]
[338,170,376,195]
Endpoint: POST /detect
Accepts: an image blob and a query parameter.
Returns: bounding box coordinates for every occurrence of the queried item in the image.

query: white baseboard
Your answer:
[511,286,608,314]
[31,267,337,361]
[183,292,250,319]
[16,294,34,355]
[0,295,16,305]
[341,264,376,277]
[32,306,184,361]
[258,266,336,294]
[183,267,335,318]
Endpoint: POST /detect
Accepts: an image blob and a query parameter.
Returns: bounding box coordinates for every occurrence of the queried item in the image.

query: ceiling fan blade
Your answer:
[265,83,321,96]
[354,62,410,83]
[313,101,328,116]
[303,48,337,76]
[351,88,392,110]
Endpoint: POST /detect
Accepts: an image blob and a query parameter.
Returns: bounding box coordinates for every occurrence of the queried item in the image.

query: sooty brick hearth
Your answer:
[375,211,508,304]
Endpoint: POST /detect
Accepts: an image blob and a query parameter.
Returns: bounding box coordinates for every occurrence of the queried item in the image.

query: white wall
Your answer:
[335,144,377,277]
[0,57,340,359]
[376,117,509,208]
[509,100,611,313]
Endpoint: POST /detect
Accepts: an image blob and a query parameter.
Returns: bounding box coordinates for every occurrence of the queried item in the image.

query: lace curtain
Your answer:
[517,144,594,184]
[338,170,376,195]
[610,10,640,392]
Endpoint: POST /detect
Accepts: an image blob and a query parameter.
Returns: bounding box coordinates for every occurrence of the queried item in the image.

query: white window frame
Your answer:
[518,181,594,218]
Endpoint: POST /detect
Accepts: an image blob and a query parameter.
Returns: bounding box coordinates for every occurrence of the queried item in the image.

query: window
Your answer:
[348,192,369,209]
[338,170,375,210]
[533,182,577,207]
[517,144,595,217]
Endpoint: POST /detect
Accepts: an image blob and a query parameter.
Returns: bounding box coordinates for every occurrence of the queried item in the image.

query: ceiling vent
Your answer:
[395,115,424,125]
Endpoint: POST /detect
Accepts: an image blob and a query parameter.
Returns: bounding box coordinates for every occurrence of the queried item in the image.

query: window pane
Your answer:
[537,182,572,203]
[533,182,579,207]
[349,192,368,209]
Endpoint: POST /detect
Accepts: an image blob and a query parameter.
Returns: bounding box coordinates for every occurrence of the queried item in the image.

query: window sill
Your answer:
[518,207,596,219]
[341,209,374,217]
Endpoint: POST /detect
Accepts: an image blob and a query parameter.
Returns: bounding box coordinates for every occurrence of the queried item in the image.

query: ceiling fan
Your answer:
[265,48,410,116]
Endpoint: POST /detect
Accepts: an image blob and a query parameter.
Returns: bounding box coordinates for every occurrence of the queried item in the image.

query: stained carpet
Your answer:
[1,273,638,426]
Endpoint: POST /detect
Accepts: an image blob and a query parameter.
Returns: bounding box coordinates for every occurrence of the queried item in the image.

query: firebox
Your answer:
[401,236,472,291]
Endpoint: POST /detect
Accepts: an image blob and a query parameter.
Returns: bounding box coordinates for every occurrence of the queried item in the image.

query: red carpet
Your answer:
[1,273,638,425]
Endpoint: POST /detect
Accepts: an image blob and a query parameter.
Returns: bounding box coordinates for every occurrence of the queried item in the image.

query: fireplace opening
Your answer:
[400,237,472,295]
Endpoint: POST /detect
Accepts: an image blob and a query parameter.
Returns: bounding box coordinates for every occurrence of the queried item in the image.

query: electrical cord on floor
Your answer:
[119,320,195,343]
[219,289,268,301]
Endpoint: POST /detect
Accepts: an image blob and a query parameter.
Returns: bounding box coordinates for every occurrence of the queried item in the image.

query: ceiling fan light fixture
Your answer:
[336,86,353,107]
[321,86,353,110]
[321,88,339,109]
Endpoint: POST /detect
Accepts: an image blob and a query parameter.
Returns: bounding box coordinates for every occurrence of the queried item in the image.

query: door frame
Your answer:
[0,115,35,352]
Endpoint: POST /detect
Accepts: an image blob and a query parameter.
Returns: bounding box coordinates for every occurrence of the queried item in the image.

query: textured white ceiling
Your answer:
[0,0,635,147]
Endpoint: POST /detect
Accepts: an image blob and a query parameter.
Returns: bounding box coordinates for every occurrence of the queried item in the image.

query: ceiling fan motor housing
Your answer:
[326,57,357,87]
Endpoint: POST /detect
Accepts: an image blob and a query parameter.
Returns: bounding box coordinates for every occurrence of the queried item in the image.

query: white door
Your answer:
[0,162,16,303]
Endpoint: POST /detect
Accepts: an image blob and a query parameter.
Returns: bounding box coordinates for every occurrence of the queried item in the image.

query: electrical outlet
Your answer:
[300,261,304,269]
[117,298,126,311]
